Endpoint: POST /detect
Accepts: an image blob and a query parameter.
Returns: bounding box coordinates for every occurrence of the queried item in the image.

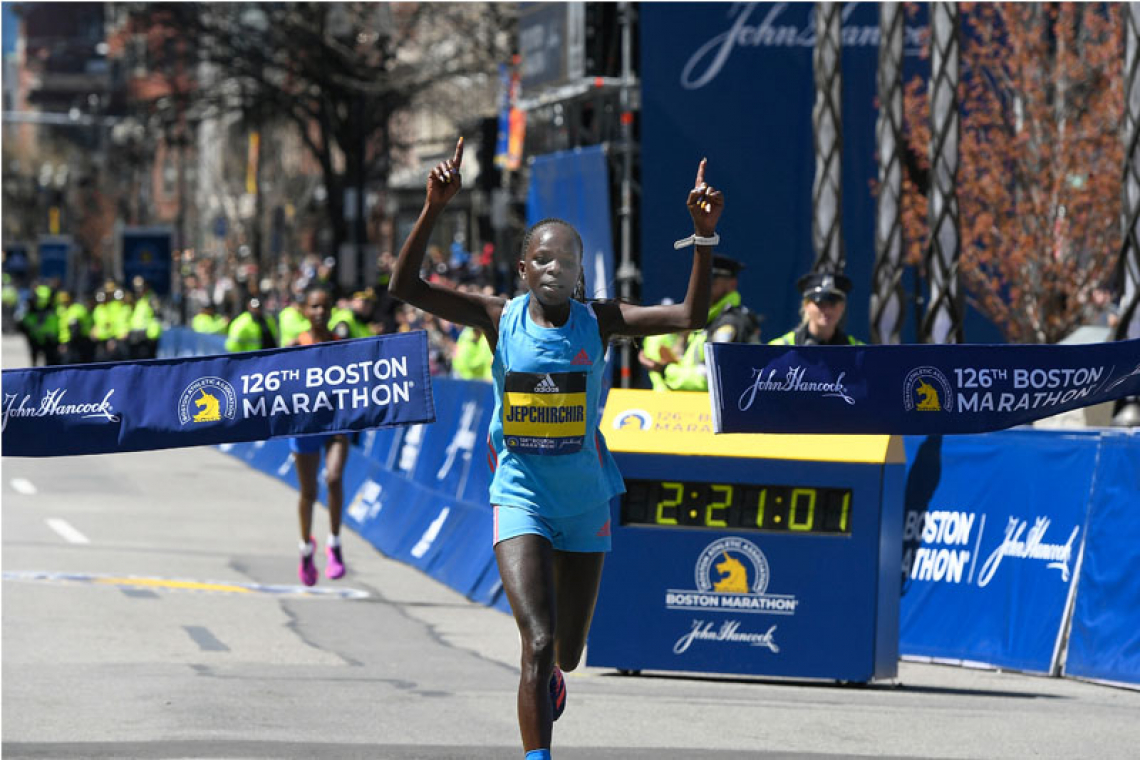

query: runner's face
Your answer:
[520,226,581,307]
[305,291,332,329]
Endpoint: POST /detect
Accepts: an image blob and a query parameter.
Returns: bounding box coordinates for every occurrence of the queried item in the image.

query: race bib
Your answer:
[503,371,587,455]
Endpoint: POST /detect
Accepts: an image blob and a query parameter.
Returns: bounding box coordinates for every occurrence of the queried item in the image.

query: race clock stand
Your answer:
[588,389,905,682]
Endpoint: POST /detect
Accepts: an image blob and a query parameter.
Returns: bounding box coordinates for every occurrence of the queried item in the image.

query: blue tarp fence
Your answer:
[158,328,1140,686]
[899,430,1140,684]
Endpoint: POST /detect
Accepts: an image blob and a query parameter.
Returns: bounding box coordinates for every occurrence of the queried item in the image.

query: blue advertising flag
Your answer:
[526,146,616,300]
[121,228,173,296]
[494,63,512,166]
[2,332,435,457]
[706,340,1140,434]
[37,236,73,286]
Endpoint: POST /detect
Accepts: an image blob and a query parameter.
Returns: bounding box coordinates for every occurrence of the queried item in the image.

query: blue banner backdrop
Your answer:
[899,431,1098,673]
[706,339,1140,434]
[2,332,435,457]
[1063,430,1140,686]
[526,145,617,300]
[638,3,1007,343]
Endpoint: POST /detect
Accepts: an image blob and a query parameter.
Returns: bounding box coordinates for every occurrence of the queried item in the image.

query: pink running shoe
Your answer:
[549,666,567,721]
[299,539,318,586]
[326,544,346,580]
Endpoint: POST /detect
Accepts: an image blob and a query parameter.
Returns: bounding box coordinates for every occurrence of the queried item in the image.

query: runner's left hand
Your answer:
[686,158,723,236]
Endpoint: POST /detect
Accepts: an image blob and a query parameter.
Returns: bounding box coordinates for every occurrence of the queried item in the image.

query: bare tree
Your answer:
[138,2,514,268]
[902,2,1123,344]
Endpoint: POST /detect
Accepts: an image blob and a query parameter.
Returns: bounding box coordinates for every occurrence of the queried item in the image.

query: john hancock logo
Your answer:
[178,377,237,425]
[903,366,954,413]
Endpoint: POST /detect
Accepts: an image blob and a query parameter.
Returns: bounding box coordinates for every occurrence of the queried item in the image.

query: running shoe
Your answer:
[299,540,318,586]
[326,544,346,580]
[549,666,566,721]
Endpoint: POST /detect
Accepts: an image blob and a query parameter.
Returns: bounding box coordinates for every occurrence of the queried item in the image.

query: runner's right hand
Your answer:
[427,137,464,207]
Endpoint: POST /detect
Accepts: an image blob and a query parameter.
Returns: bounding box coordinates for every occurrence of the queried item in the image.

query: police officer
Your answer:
[769,270,864,346]
[225,295,279,352]
[57,290,94,364]
[329,290,374,340]
[91,287,130,362]
[637,298,685,391]
[277,290,312,347]
[648,254,762,391]
[452,325,493,380]
[20,283,59,366]
[128,277,163,359]
[191,302,229,335]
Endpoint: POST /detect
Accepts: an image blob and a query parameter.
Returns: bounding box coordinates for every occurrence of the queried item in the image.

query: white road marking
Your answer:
[46,518,90,544]
[11,478,37,495]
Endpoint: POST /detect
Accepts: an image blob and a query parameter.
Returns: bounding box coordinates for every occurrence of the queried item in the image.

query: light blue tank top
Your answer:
[488,295,625,516]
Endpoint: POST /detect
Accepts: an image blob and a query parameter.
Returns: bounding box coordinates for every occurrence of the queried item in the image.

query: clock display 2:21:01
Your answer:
[621,479,853,535]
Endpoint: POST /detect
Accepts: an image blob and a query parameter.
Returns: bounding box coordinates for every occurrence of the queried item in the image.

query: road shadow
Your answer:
[596,668,1064,700]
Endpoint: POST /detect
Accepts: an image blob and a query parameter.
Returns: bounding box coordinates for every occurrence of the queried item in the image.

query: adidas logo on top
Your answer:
[535,374,560,393]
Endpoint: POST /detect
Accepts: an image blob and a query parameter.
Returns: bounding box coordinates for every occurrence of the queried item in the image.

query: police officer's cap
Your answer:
[711,254,744,278]
[797,270,852,302]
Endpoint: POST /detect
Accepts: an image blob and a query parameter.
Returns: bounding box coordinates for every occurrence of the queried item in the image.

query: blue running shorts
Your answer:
[493,501,612,553]
[288,433,335,455]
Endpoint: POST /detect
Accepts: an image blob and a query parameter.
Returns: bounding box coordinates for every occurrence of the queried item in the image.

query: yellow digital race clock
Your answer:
[623,480,853,535]
[588,389,904,682]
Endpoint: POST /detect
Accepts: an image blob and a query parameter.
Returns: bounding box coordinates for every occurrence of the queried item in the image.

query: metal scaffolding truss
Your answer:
[871,2,905,345]
[921,1,964,344]
[1119,4,1140,343]
[812,2,845,274]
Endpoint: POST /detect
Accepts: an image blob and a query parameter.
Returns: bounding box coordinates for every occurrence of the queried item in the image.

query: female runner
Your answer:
[287,284,349,586]
[390,137,723,760]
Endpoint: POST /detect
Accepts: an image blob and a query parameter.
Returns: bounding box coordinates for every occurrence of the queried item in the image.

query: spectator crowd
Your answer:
[4,242,503,381]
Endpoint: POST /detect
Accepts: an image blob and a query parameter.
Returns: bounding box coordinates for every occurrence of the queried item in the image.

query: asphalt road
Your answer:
[3,334,1139,759]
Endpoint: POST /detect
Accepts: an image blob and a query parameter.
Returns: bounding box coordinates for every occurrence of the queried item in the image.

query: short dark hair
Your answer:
[304,281,335,301]
[520,218,583,261]
[520,218,586,302]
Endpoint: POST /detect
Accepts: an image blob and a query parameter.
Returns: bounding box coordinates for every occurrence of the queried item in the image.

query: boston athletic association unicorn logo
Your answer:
[712,552,750,593]
[178,377,237,426]
[904,367,954,414]
[192,390,222,422]
[914,380,942,411]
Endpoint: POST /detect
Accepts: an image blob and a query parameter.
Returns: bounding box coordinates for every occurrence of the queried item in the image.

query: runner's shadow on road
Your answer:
[596,670,1063,699]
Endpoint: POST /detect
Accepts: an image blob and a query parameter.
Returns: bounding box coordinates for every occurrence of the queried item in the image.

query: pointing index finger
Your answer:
[695,157,707,188]
[453,136,464,168]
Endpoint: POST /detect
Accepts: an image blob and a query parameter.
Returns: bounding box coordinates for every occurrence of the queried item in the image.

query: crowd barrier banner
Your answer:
[706,339,1140,435]
[158,327,227,358]
[1063,431,1140,686]
[2,332,435,456]
[379,378,495,506]
[223,432,503,609]
[899,431,1100,673]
